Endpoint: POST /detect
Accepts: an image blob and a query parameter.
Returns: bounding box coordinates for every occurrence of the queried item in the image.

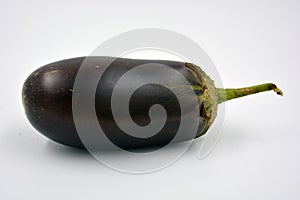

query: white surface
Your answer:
[1,0,299,199]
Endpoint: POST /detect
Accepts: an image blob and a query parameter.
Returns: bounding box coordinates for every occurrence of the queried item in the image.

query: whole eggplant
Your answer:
[22,56,283,149]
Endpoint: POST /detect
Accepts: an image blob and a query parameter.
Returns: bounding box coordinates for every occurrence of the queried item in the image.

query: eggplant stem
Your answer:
[216,83,283,104]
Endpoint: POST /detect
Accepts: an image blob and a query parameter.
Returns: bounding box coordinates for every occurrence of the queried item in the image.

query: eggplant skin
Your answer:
[22,57,207,149]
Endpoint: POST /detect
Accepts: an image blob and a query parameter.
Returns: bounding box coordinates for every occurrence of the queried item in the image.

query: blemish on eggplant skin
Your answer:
[94,65,100,69]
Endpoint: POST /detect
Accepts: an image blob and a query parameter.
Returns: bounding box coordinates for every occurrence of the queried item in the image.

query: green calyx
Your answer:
[185,63,219,136]
[185,62,283,137]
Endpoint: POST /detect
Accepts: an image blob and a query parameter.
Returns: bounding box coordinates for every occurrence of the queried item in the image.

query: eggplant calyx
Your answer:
[185,63,219,136]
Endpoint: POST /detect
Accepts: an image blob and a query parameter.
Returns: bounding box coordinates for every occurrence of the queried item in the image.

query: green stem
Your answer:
[216,83,283,104]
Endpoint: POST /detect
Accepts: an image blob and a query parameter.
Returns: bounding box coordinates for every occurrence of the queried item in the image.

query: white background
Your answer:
[1,0,299,199]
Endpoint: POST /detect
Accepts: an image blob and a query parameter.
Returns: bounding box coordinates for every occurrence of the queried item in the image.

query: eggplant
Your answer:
[22,57,283,149]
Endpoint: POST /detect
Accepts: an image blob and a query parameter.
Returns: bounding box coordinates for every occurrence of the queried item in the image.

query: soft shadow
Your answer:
[44,138,198,161]
[4,123,249,162]
[44,141,91,157]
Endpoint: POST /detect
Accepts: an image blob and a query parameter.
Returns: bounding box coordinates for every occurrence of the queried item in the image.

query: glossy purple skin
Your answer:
[22,57,207,149]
